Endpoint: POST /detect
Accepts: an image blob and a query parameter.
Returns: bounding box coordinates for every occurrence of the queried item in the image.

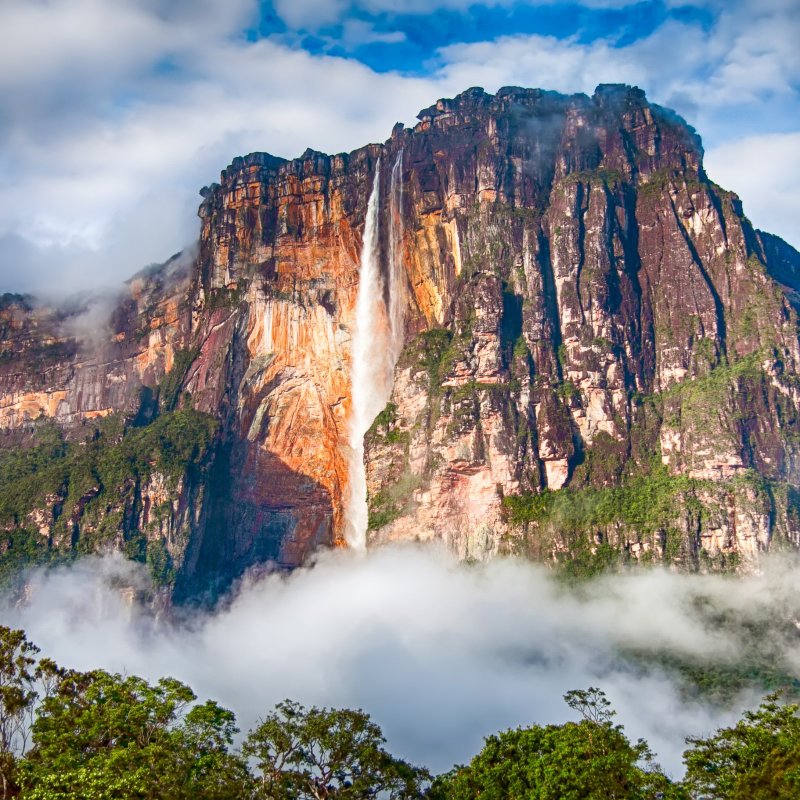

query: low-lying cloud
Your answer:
[4,545,799,777]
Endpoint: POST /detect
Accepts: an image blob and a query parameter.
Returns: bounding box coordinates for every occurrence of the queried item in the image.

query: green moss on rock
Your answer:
[367,472,423,531]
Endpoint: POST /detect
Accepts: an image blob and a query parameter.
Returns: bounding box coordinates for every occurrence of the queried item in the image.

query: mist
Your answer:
[3,545,799,778]
[0,188,201,297]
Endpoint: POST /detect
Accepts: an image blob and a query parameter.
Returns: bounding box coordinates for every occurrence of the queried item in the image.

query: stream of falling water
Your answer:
[344,152,405,550]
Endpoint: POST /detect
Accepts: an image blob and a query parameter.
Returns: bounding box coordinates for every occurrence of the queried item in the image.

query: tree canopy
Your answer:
[0,624,797,799]
[20,669,248,800]
[428,688,685,800]
[683,692,800,799]
[243,699,429,799]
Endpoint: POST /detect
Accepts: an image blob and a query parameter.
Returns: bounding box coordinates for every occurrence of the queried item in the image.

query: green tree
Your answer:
[564,686,616,724]
[429,688,684,800]
[20,669,250,800]
[243,699,429,799]
[178,700,253,799]
[0,626,59,800]
[683,692,800,799]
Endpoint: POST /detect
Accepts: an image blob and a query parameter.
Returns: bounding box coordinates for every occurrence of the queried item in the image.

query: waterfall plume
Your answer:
[345,162,386,549]
[344,153,406,550]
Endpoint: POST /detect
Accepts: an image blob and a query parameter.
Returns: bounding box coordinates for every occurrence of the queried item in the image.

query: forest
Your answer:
[0,625,797,799]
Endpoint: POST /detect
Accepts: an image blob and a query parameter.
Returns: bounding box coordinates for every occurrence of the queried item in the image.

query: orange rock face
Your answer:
[176,147,387,585]
[0,261,192,432]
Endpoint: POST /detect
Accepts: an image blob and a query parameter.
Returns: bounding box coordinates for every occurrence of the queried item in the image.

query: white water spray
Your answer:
[344,153,406,550]
[345,162,387,549]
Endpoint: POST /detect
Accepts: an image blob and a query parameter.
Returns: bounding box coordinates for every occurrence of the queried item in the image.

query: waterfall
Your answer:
[344,152,406,550]
[345,162,386,550]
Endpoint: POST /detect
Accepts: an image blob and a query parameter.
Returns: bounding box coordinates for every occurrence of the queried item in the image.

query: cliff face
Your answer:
[363,86,800,570]
[0,257,191,430]
[2,84,800,597]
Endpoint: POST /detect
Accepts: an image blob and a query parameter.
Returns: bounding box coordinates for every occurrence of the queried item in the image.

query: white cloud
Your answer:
[0,0,798,293]
[340,19,407,46]
[435,8,800,136]
[6,546,798,777]
[705,133,800,246]
[0,0,256,95]
[438,32,648,96]
[0,29,439,291]
[273,0,349,29]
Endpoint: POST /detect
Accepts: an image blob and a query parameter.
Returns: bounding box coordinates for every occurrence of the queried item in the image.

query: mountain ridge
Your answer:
[1,83,799,600]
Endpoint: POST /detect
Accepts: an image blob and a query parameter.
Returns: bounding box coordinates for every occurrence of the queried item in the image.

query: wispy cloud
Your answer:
[272,0,647,31]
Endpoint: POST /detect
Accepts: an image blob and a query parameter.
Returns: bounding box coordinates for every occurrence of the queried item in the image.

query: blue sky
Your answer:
[0,0,797,293]
[252,1,715,73]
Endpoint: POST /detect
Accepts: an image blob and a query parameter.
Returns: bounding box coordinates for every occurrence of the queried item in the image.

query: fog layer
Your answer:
[4,545,799,776]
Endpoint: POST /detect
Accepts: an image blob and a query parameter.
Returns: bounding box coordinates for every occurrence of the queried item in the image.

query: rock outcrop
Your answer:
[2,84,800,597]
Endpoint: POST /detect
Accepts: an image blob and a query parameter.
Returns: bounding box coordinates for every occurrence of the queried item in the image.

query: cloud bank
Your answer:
[4,546,799,777]
[0,0,797,294]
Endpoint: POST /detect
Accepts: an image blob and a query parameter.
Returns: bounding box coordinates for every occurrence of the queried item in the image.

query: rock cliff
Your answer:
[2,84,799,597]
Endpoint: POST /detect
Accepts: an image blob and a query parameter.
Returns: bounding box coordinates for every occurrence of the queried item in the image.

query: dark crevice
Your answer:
[574,182,588,324]
[622,184,653,392]
[500,286,523,369]
[669,197,728,360]
[537,229,563,381]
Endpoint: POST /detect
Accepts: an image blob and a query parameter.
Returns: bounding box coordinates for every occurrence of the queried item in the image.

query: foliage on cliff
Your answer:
[0,409,217,587]
[502,463,735,576]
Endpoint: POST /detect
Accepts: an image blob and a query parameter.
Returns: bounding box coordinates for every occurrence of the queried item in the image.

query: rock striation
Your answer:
[2,84,800,597]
